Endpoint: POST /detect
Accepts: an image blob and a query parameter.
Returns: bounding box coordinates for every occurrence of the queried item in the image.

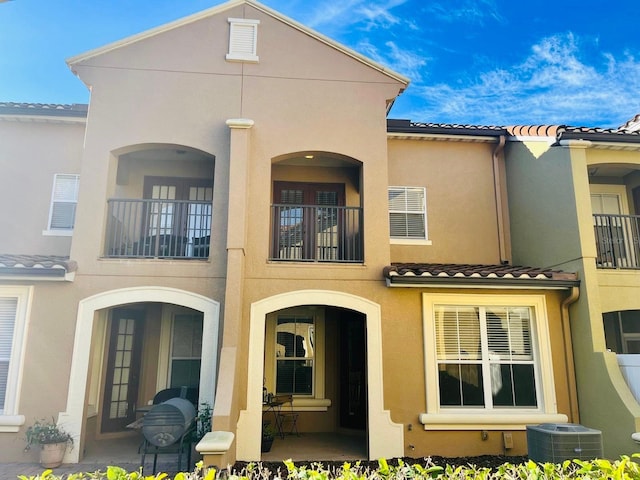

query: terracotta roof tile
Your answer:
[0,254,77,279]
[384,263,578,287]
[0,102,88,117]
[619,114,640,132]
[505,125,564,137]
[387,119,506,136]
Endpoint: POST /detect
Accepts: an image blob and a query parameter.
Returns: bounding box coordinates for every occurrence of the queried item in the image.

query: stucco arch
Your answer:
[236,289,403,460]
[58,286,220,463]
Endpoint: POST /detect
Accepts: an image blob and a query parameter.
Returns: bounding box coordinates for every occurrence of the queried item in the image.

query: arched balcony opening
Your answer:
[104,145,215,259]
[269,152,363,263]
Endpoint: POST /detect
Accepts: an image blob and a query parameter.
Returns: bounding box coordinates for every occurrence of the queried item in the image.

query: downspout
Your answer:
[561,286,580,423]
[492,135,508,263]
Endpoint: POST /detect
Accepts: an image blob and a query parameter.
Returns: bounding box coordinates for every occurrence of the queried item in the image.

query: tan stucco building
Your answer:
[2,0,638,466]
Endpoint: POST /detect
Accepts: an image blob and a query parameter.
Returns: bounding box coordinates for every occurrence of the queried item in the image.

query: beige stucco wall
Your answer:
[0,120,85,255]
[387,138,504,264]
[39,0,405,463]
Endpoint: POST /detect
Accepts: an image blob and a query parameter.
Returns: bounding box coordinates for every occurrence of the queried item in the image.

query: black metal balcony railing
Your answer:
[270,204,363,262]
[105,199,212,259]
[594,214,640,269]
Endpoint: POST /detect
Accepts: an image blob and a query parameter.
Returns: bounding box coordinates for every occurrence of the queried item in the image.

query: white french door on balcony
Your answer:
[591,191,637,267]
[143,177,212,257]
[272,182,344,261]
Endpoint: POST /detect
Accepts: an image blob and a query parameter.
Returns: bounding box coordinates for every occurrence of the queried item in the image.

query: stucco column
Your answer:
[212,119,253,441]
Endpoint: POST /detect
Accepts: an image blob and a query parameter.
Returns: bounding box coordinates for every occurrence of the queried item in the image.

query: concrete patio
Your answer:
[0,432,367,478]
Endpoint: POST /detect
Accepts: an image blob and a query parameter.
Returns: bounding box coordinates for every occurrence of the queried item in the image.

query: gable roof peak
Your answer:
[66,0,409,88]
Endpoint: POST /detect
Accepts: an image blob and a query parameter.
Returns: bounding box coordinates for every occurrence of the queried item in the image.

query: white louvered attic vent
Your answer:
[227,18,260,62]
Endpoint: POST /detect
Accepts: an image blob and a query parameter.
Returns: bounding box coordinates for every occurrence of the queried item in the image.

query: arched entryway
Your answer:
[58,287,220,463]
[236,290,403,461]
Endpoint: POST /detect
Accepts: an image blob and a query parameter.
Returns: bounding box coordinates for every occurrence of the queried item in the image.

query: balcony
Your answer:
[270,204,363,262]
[105,199,211,259]
[594,214,640,269]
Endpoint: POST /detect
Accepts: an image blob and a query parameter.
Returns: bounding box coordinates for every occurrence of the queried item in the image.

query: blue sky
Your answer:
[1,0,639,128]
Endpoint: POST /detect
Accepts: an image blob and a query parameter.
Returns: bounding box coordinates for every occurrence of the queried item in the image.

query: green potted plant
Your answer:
[24,418,74,468]
[261,421,276,452]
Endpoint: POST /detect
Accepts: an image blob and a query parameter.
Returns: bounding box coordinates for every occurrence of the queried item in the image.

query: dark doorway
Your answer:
[101,308,144,433]
[337,310,367,430]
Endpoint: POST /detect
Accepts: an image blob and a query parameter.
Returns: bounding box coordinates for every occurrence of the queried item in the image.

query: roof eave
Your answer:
[558,131,640,145]
[0,268,75,282]
[387,119,506,138]
[385,276,580,290]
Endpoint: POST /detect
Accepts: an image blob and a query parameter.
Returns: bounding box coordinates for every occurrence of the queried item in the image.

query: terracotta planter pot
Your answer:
[39,442,68,468]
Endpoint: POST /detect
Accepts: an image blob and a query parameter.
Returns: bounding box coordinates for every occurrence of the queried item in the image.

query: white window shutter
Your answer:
[226,18,260,62]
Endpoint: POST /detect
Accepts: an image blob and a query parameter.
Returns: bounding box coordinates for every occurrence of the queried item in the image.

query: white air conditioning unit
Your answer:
[527,423,603,463]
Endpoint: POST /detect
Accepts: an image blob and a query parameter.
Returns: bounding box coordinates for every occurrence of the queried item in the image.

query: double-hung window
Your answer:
[388,186,428,242]
[421,294,566,428]
[169,314,203,388]
[0,287,31,430]
[275,316,315,395]
[46,174,80,233]
[436,305,536,408]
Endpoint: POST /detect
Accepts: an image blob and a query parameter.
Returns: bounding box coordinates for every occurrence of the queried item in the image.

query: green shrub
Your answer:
[16,455,640,480]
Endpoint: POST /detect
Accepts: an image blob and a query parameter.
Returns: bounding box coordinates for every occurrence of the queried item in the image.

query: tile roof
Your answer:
[0,102,88,118]
[619,114,640,132]
[388,118,640,144]
[0,254,77,280]
[505,125,563,137]
[387,119,506,136]
[384,263,579,288]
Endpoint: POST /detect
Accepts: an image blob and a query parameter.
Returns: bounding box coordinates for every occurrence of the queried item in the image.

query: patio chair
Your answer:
[272,394,299,438]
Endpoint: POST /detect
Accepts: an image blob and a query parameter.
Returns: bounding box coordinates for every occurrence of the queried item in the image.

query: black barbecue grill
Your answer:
[140,390,198,473]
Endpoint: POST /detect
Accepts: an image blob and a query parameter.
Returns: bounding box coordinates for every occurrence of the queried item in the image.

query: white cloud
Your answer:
[303,0,410,32]
[401,33,640,127]
[357,40,428,82]
[422,0,505,26]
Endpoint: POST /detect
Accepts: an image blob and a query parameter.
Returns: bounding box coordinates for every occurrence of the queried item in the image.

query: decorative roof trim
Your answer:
[383,263,579,290]
[66,0,410,88]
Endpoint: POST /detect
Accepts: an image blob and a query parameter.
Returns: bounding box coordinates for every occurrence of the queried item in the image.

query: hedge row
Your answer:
[17,456,640,480]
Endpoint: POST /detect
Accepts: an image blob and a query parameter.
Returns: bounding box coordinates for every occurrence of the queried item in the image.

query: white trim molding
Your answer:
[58,287,220,463]
[0,286,32,432]
[236,290,403,460]
[420,293,566,430]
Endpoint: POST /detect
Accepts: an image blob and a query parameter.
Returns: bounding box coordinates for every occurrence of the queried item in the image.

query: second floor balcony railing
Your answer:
[270,204,363,262]
[105,198,211,259]
[594,213,640,269]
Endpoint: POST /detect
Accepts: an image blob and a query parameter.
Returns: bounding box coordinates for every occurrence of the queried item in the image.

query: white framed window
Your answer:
[275,316,315,395]
[264,307,330,411]
[420,293,566,429]
[0,286,31,431]
[45,174,80,235]
[388,186,429,244]
[226,18,260,63]
[435,305,536,409]
[169,313,203,388]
